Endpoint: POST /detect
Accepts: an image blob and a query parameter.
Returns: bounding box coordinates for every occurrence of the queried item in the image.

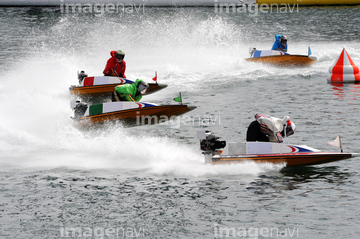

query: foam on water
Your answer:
[1,78,280,177]
[0,50,277,176]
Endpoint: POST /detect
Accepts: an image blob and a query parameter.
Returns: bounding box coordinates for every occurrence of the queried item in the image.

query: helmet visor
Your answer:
[116,54,124,61]
[138,82,149,95]
[140,88,148,95]
[285,123,295,137]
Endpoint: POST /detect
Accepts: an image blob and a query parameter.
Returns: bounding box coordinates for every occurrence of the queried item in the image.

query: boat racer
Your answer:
[271,35,288,52]
[246,114,296,143]
[111,79,149,102]
[103,50,127,78]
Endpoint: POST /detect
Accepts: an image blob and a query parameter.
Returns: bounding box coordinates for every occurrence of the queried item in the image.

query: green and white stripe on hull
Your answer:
[85,102,158,116]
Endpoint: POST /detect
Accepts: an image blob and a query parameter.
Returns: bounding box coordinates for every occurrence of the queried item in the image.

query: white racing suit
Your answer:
[255,114,290,143]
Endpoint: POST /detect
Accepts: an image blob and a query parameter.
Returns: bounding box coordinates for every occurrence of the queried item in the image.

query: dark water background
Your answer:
[1,5,360,238]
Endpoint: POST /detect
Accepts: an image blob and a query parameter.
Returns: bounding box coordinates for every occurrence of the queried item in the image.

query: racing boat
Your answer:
[245,47,317,67]
[198,131,355,167]
[71,100,196,127]
[69,71,167,98]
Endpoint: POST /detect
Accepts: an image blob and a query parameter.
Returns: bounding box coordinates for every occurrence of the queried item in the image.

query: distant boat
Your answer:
[246,48,317,67]
[256,0,359,6]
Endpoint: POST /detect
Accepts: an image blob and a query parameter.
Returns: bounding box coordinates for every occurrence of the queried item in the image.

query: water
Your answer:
[1,5,360,239]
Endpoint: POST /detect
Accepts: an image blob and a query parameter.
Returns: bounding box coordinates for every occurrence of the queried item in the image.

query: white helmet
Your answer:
[282,116,295,137]
[284,120,296,137]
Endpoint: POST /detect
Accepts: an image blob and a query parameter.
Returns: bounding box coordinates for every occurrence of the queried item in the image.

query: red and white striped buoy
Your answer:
[327,48,360,83]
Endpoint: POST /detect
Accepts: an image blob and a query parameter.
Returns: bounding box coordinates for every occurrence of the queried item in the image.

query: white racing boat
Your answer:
[71,100,196,127]
[198,131,355,167]
[69,71,167,99]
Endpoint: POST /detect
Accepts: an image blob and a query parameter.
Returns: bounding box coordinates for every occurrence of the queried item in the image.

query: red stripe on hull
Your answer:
[70,83,166,96]
[212,152,353,167]
[83,77,95,86]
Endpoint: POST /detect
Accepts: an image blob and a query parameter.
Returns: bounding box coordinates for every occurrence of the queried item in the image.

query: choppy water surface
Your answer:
[1,6,360,238]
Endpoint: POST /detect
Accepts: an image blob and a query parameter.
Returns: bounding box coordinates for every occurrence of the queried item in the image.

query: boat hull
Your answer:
[211,152,353,167]
[69,82,167,96]
[76,104,196,126]
[246,55,317,67]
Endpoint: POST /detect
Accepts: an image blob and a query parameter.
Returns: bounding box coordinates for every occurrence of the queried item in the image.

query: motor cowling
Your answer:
[71,100,88,119]
[199,131,226,152]
[77,70,88,84]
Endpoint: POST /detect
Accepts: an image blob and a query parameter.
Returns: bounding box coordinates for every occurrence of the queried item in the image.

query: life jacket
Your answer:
[255,114,286,143]
[103,51,126,78]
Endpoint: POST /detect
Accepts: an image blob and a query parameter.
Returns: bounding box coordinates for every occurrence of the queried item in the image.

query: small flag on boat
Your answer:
[308,46,312,56]
[152,71,157,82]
[328,135,343,152]
[173,92,182,104]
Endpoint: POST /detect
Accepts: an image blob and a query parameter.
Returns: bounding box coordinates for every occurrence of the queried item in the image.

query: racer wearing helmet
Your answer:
[271,35,288,52]
[115,50,125,61]
[137,81,149,95]
[246,114,296,143]
[111,79,149,102]
[283,118,296,137]
[103,50,127,78]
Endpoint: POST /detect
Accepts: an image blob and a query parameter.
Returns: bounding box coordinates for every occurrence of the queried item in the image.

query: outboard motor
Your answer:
[200,131,226,152]
[249,47,256,57]
[71,100,88,119]
[77,70,88,84]
[198,131,226,163]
